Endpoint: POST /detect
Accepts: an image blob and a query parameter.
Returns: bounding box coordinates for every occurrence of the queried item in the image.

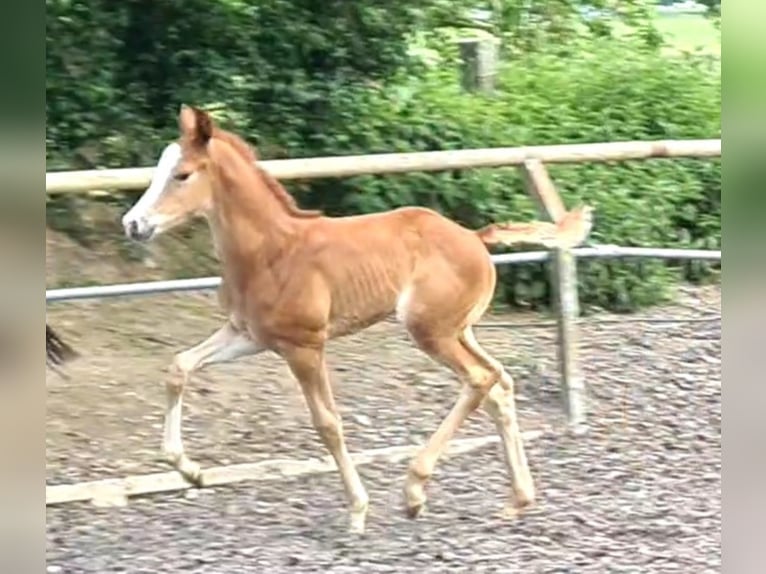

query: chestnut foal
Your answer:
[121,105,593,533]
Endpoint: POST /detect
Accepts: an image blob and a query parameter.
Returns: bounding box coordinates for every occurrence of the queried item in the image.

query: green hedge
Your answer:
[47,32,720,312]
[278,39,720,311]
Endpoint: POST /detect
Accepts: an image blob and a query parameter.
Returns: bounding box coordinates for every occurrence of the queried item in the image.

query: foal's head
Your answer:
[122,105,224,241]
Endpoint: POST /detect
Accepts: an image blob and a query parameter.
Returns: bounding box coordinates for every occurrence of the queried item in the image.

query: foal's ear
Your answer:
[178,104,213,146]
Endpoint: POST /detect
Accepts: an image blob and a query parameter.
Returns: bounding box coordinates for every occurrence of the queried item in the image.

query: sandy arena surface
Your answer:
[46,284,720,573]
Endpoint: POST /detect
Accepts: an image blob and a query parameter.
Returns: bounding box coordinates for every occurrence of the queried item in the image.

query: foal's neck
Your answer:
[209,161,298,268]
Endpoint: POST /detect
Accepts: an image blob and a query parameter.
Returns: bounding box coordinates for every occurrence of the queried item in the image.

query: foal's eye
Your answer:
[173,172,191,182]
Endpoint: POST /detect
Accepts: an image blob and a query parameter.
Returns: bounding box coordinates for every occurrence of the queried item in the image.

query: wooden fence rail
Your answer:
[46,139,721,194]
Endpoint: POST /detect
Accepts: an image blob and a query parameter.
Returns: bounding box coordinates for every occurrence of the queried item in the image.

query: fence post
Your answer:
[520,159,587,432]
[457,36,499,93]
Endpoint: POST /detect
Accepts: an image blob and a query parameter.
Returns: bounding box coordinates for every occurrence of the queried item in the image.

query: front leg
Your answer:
[282,345,370,534]
[163,322,263,484]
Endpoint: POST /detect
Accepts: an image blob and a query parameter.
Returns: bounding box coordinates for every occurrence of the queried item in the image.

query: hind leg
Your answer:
[403,328,501,517]
[462,327,536,514]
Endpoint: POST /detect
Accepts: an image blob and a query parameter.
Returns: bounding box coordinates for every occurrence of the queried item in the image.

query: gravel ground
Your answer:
[46,284,721,573]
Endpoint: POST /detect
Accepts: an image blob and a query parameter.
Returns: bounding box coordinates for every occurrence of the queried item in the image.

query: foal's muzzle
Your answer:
[123,216,156,242]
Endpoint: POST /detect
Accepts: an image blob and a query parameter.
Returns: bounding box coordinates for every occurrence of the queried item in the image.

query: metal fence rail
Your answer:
[46,245,721,303]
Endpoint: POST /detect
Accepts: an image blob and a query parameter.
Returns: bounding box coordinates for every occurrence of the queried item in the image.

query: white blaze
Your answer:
[122,142,182,228]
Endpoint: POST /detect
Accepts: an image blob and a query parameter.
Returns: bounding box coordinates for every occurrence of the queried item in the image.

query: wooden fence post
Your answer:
[457,36,499,93]
[520,159,587,432]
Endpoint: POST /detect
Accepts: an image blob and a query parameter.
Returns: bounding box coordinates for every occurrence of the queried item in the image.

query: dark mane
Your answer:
[212,128,321,219]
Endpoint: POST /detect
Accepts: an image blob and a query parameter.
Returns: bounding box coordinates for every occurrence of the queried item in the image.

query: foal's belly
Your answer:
[327,283,400,339]
[324,254,405,339]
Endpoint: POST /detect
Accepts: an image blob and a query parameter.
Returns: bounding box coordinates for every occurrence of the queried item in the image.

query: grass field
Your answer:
[655,12,721,56]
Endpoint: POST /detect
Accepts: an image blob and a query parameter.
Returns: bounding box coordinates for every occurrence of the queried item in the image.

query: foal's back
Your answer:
[292,206,497,338]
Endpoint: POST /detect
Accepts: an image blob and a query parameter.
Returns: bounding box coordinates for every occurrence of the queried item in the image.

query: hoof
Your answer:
[499,498,535,520]
[349,516,366,535]
[348,501,369,535]
[404,478,427,519]
[178,458,203,487]
[164,451,203,487]
[406,500,426,519]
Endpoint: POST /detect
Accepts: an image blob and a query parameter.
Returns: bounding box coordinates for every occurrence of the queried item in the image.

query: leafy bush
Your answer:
[46,1,720,312]
[46,0,429,170]
[285,38,720,311]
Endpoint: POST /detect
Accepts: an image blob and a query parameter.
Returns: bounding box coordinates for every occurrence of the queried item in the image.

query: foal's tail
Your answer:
[475,205,594,250]
[46,323,78,367]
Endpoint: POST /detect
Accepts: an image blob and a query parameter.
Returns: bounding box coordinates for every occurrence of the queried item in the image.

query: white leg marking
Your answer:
[462,327,536,508]
[395,285,414,323]
[163,323,264,482]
